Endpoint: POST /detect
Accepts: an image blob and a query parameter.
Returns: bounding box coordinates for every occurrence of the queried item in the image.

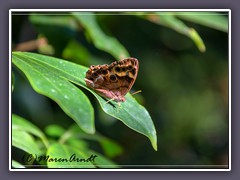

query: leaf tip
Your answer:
[149,131,158,151]
[189,28,206,53]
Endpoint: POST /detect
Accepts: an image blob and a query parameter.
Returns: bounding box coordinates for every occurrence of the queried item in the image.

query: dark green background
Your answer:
[12,12,229,167]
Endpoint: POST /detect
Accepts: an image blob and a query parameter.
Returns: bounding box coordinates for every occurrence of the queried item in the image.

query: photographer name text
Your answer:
[22,153,97,163]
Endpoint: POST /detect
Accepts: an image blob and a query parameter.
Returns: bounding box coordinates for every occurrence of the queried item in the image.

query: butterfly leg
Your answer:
[94,89,118,102]
[85,78,95,88]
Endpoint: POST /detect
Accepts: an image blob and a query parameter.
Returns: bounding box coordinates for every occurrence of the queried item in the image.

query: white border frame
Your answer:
[9,9,231,171]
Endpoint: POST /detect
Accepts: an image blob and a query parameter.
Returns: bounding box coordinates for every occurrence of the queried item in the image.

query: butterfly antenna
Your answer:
[131,90,142,96]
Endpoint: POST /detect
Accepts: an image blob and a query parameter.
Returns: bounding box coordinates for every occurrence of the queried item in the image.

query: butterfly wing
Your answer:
[85,58,139,101]
[109,58,139,96]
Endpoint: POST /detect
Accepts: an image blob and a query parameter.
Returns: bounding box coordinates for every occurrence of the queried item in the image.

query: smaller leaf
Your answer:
[84,133,124,158]
[62,124,123,157]
[175,12,228,32]
[12,114,49,148]
[66,139,89,150]
[99,137,123,158]
[12,130,41,155]
[44,124,66,138]
[12,160,25,168]
[137,12,206,52]
[87,150,119,168]
[188,28,206,52]
[62,39,90,65]
[72,12,129,59]
[29,14,78,29]
[29,14,79,55]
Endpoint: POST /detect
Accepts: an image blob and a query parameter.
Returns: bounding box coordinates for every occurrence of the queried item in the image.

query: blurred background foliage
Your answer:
[12,11,229,168]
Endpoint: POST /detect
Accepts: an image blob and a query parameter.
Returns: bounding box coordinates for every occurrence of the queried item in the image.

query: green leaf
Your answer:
[12,52,95,134]
[72,12,130,59]
[98,94,157,151]
[44,124,66,138]
[65,139,89,150]
[29,14,78,55]
[61,124,123,157]
[12,52,157,151]
[99,136,123,158]
[139,12,206,52]
[12,130,41,155]
[12,160,25,168]
[175,12,228,32]
[188,28,205,53]
[62,39,91,65]
[29,14,78,29]
[47,143,95,168]
[12,114,49,148]
[61,132,119,168]
[87,150,119,168]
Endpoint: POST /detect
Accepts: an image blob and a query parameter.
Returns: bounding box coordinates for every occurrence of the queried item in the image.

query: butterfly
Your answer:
[85,58,139,102]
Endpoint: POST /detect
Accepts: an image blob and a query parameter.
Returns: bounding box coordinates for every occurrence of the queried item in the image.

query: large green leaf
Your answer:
[12,114,49,148]
[12,52,95,134]
[97,98,158,151]
[72,12,130,59]
[12,52,157,151]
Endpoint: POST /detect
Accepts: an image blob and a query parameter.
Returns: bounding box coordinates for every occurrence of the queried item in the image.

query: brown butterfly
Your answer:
[85,58,139,102]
